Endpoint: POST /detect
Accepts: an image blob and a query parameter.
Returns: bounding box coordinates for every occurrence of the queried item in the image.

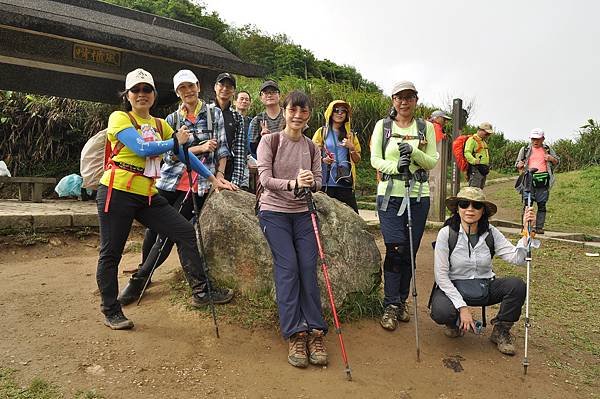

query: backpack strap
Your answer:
[254,132,281,215]
[447,226,495,267]
[381,117,393,160]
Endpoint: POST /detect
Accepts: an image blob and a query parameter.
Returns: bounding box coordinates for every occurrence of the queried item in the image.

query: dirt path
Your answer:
[0,231,585,399]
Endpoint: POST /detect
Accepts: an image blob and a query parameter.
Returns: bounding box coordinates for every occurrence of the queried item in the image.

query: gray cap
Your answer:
[259,80,279,93]
[391,80,417,96]
[431,110,451,120]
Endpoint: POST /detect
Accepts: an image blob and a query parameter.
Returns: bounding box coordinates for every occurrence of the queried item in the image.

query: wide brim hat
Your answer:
[445,187,497,217]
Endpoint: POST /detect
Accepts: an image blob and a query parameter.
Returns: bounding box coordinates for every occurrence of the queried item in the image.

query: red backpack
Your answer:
[452,134,483,178]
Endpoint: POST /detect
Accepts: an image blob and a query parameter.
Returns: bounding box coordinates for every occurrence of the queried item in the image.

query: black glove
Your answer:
[398,142,413,157]
[397,154,411,171]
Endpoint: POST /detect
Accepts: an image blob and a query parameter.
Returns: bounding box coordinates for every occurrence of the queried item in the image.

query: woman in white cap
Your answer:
[370,81,439,331]
[430,187,535,355]
[96,68,234,330]
[118,69,236,305]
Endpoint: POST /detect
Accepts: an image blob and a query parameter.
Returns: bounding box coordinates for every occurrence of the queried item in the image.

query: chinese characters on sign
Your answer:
[73,44,121,67]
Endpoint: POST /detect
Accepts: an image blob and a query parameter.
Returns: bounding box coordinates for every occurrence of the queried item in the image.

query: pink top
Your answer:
[257,132,322,213]
[528,146,547,172]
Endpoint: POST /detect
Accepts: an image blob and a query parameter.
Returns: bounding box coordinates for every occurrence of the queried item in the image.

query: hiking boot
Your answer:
[288,332,309,368]
[535,227,545,234]
[380,304,399,331]
[398,301,410,322]
[490,321,516,356]
[307,329,328,365]
[444,324,463,338]
[103,310,134,330]
[190,286,234,307]
[118,274,148,306]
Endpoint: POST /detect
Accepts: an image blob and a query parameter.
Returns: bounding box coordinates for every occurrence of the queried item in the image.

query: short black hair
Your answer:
[443,210,490,236]
[236,90,251,100]
[282,90,311,110]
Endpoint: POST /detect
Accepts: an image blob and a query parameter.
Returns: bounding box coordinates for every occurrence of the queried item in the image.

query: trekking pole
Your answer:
[299,188,352,381]
[522,167,537,375]
[137,176,198,306]
[400,162,420,362]
[182,144,220,338]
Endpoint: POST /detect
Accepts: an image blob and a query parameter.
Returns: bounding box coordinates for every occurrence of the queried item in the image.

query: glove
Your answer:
[397,155,411,171]
[398,142,413,157]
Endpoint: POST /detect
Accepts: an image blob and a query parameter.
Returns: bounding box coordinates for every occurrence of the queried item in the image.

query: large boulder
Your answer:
[199,190,381,308]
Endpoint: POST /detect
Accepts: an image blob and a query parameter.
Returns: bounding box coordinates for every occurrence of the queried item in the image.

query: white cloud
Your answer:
[203,0,600,142]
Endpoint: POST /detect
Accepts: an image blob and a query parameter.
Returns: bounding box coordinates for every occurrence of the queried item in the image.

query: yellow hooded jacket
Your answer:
[312,100,361,190]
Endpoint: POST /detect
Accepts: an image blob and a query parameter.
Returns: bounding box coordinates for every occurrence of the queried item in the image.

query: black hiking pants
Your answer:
[429,277,526,326]
[321,186,359,213]
[96,185,208,316]
[138,188,207,278]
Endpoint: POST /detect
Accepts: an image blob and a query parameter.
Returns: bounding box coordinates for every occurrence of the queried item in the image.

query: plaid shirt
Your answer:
[215,102,247,187]
[156,102,230,195]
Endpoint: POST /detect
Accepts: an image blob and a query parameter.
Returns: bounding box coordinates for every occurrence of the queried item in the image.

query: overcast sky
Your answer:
[203,0,599,142]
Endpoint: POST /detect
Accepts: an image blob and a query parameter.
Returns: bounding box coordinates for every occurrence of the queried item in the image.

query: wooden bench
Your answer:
[0,176,57,202]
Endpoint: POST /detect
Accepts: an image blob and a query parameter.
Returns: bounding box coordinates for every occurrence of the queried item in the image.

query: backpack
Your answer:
[254,132,317,215]
[452,134,485,177]
[80,112,163,190]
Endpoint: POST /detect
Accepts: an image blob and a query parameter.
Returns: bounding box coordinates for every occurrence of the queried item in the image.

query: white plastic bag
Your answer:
[0,161,11,177]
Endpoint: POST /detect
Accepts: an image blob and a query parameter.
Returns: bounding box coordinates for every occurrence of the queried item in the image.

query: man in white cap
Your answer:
[465,122,494,188]
[370,80,439,331]
[514,128,559,234]
[430,110,451,143]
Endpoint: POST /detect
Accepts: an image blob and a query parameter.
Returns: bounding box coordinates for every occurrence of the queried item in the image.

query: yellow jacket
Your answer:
[312,100,361,190]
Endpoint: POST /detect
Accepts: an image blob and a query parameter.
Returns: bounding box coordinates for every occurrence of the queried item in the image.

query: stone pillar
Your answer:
[428,138,449,222]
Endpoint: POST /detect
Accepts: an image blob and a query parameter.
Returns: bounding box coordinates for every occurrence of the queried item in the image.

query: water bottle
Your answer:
[141,124,161,178]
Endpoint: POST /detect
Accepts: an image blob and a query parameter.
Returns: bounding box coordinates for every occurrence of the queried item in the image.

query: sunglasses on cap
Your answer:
[458,200,484,210]
[129,85,154,94]
[333,107,348,115]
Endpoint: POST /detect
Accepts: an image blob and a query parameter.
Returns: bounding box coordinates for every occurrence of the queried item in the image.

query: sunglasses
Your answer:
[129,85,154,94]
[458,200,484,210]
[333,107,348,115]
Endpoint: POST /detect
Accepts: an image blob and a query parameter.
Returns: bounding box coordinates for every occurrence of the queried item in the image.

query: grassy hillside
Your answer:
[485,166,600,235]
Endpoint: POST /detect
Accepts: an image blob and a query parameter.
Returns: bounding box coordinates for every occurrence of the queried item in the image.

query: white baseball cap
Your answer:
[391,81,417,96]
[125,68,155,91]
[529,128,545,139]
[173,69,199,91]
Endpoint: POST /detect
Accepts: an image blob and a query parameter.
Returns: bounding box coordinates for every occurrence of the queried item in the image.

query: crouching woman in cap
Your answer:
[257,91,328,369]
[430,187,535,355]
[96,68,233,330]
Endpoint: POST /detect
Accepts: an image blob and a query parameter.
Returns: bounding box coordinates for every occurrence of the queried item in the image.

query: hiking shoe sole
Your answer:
[103,318,134,330]
[190,288,234,307]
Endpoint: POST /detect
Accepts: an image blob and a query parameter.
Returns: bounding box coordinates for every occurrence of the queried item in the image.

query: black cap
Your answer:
[259,80,279,93]
[215,72,236,88]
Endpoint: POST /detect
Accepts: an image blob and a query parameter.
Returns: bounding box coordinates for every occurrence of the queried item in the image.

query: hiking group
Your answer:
[88,67,555,372]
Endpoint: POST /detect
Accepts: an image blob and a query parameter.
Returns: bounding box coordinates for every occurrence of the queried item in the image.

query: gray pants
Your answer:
[468,165,487,189]
[429,277,526,326]
[522,186,549,229]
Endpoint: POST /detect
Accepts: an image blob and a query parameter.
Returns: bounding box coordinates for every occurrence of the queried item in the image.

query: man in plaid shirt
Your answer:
[212,72,248,190]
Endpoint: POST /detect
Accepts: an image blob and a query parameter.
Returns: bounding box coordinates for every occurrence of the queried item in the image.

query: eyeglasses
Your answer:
[261,90,279,96]
[458,200,484,210]
[286,106,310,116]
[333,107,348,115]
[392,94,416,102]
[129,85,154,94]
